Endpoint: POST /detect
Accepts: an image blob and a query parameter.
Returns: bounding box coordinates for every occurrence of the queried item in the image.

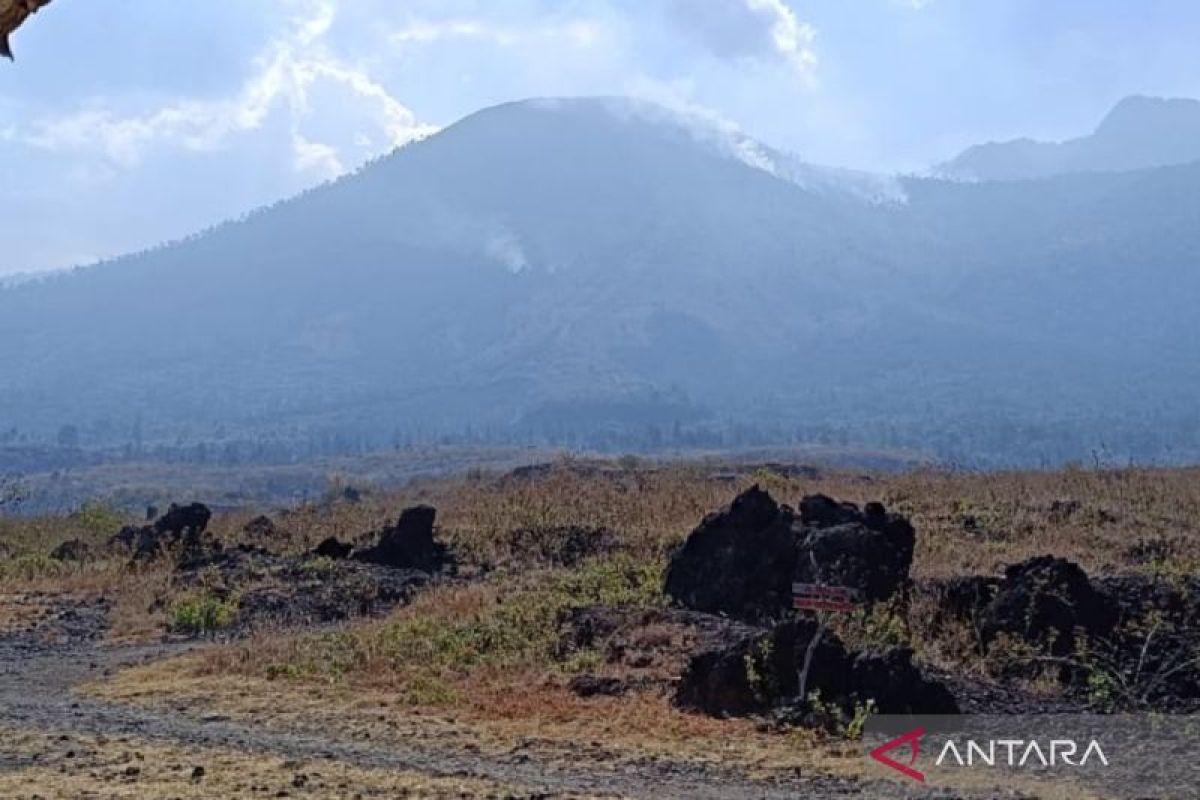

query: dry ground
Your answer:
[3,459,1199,798]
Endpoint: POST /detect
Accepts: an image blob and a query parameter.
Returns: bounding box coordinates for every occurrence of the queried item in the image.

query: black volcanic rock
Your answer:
[980,555,1113,656]
[793,497,916,604]
[313,536,353,560]
[676,619,956,718]
[663,486,799,622]
[353,505,447,572]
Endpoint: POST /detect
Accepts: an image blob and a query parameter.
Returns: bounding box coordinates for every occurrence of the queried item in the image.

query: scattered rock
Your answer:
[558,605,761,685]
[242,515,278,539]
[664,486,799,622]
[568,675,628,698]
[234,559,430,629]
[1124,538,1175,565]
[353,506,448,572]
[154,503,212,540]
[50,539,92,563]
[313,537,353,560]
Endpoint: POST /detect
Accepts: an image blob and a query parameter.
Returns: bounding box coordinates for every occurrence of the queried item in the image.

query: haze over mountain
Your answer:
[937,95,1200,181]
[3,95,1200,467]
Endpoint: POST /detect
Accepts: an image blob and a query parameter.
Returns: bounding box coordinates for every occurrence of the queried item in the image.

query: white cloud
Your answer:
[17,0,436,175]
[387,16,604,51]
[744,0,818,77]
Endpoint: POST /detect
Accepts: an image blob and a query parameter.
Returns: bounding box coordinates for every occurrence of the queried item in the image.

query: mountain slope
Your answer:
[937,95,1200,181]
[3,96,1200,465]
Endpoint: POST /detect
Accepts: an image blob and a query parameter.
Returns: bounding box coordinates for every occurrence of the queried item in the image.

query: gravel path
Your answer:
[0,595,1013,799]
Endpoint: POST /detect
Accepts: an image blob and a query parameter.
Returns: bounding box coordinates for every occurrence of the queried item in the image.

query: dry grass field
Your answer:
[2,459,1198,797]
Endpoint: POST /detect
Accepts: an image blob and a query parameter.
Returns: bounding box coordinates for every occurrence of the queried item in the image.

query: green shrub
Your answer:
[169,590,239,636]
[0,554,70,581]
[70,502,125,538]
[266,554,667,690]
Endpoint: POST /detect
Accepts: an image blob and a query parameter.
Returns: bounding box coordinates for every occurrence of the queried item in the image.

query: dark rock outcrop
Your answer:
[793,495,916,603]
[676,619,956,718]
[353,506,448,572]
[980,555,1114,656]
[676,619,847,716]
[50,539,92,563]
[108,503,217,567]
[154,503,212,539]
[313,536,353,560]
[110,524,168,563]
[663,486,799,622]
[923,575,1000,635]
[665,488,919,622]
[557,605,762,685]
[849,647,959,715]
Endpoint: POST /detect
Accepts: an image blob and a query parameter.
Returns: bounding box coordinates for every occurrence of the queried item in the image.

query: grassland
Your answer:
[3,459,1199,797]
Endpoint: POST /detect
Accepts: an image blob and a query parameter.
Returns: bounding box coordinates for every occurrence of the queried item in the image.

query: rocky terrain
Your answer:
[2,460,1199,797]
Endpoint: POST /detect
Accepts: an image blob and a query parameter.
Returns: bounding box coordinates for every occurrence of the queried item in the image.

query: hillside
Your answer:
[3,96,1200,466]
[937,95,1200,180]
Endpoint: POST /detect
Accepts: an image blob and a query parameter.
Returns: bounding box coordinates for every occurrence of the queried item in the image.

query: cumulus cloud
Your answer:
[17,0,436,174]
[388,17,602,49]
[12,0,815,173]
[0,0,827,275]
[662,0,816,78]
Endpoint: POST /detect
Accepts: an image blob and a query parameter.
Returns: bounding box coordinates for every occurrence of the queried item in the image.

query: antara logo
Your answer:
[870,727,1109,783]
[870,727,927,782]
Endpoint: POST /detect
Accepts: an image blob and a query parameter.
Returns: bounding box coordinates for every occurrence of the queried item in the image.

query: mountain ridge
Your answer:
[936,94,1200,181]
[3,95,1200,466]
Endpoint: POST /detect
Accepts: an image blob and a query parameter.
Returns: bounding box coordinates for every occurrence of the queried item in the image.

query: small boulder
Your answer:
[353,505,447,572]
[242,515,278,539]
[568,675,628,698]
[112,525,166,563]
[50,539,92,563]
[313,536,353,560]
[664,486,799,622]
[980,555,1113,656]
[850,648,959,714]
[154,503,212,540]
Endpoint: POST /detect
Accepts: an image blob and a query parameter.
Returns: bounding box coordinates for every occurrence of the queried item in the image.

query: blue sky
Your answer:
[2,0,1199,276]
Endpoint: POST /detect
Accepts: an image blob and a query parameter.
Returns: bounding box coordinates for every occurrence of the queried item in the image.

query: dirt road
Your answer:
[0,594,1032,799]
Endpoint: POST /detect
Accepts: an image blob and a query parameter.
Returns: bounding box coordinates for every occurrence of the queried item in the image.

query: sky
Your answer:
[2,0,1199,276]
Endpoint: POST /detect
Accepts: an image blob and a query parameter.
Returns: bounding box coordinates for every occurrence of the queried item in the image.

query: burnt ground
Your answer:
[0,594,1049,800]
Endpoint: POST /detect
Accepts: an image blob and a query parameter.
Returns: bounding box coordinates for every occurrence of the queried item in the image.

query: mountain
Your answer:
[937,95,1200,181]
[3,96,1200,466]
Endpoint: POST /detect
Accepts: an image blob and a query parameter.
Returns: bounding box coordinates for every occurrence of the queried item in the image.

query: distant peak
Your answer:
[937,94,1200,181]
[1095,95,1200,136]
